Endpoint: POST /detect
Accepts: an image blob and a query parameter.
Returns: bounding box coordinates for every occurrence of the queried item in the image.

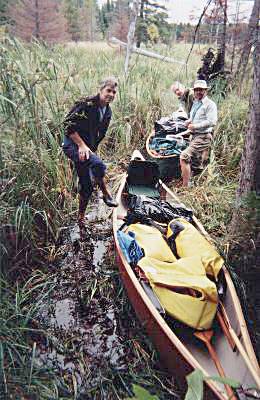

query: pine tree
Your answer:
[81,0,98,41]
[97,0,115,39]
[63,0,81,41]
[110,0,130,42]
[136,0,170,47]
[8,0,69,43]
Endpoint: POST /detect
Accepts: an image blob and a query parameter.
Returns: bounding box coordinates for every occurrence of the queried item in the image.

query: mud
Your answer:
[34,193,133,398]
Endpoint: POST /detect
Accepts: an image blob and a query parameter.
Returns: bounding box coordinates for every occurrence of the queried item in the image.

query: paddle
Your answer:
[194,330,237,400]
[216,308,236,350]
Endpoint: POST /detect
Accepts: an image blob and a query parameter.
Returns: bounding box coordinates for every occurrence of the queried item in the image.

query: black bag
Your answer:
[127,159,160,186]
[154,116,187,137]
[128,195,193,224]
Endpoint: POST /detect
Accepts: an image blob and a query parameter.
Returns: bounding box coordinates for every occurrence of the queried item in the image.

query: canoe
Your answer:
[146,133,183,181]
[146,132,184,159]
[112,149,260,400]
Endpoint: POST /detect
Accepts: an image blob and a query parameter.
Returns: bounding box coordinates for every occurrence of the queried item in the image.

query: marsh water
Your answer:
[34,196,123,396]
[32,193,177,399]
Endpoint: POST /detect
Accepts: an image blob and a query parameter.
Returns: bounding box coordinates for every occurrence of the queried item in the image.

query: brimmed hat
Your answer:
[193,80,208,89]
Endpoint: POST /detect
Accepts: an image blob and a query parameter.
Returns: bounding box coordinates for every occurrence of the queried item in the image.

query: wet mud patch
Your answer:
[35,207,124,396]
[33,197,179,399]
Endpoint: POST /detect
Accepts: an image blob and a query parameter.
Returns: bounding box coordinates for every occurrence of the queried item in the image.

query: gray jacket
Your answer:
[191,96,217,134]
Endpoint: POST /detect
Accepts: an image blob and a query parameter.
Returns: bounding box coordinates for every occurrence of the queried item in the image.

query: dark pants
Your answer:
[63,144,106,200]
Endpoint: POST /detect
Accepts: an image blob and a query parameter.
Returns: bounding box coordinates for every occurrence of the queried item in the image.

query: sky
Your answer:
[97,0,254,24]
[161,0,254,24]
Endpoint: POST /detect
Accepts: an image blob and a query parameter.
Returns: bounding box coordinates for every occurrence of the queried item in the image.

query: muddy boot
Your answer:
[78,195,89,226]
[94,177,118,207]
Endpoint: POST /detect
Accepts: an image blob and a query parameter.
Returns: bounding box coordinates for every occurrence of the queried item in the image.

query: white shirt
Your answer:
[191,96,218,134]
[99,106,106,122]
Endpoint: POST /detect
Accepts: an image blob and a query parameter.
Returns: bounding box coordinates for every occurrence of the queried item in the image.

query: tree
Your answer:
[235,40,259,202]
[229,16,259,345]
[230,22,259,242]
[234,0,260,84]
[63,0,81,42]
[110,0,130,42]
[81,0,98,42]
[136,0,170,47]
[202,0,228,70]
[124,0,138,75]
[147,23,159,44]
[9,0,69,43]
[97,0,116,39]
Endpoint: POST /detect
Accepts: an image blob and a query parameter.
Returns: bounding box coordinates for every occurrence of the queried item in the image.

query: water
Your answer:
[35,196,129,397]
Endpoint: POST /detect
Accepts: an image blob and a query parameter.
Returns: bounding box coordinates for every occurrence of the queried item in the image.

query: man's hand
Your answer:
[78,144,91,161]
[69,131,92,161]
[174,129,191,138]
[187,123,195,131]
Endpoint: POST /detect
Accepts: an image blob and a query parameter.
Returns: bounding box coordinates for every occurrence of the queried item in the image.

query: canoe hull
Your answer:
[113,150,259,400]
[114,242,224,400]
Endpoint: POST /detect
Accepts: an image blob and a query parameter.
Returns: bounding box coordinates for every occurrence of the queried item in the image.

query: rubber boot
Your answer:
[78,195,89,226]
[94,177,118,207]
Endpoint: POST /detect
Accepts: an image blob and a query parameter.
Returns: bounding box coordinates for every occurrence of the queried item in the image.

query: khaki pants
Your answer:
[180,133,212,168]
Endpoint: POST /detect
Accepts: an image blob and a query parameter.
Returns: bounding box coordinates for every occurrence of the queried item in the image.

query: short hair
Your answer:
[171,81,185,93]
[99,76,118,90]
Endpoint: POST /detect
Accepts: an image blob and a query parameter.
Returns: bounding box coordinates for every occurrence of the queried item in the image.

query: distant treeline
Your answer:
[0,0,249,47]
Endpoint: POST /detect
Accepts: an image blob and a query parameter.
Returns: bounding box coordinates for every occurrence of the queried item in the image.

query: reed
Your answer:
[0,271,57,398]
[0,36,252,397]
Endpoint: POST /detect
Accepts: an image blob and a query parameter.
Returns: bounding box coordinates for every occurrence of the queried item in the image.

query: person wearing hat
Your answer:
[178,79,218,187]
[62,77,119,227]
[171,81,194,115]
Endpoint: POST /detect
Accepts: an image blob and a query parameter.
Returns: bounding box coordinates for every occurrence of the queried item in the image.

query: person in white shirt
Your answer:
[177,80,218,187]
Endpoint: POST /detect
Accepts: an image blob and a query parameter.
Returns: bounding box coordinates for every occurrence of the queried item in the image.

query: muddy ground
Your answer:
[33,192,179,400]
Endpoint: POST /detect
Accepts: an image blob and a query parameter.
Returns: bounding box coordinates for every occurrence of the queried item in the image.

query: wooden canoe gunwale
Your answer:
[146,133,179,159]
[113,221,224,400]
[112,150,259,400]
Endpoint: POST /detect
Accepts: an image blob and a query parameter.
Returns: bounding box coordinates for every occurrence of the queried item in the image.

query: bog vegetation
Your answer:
[0,34,256,399]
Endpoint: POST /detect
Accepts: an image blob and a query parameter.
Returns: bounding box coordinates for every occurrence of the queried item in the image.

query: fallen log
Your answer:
[110,37,186,66]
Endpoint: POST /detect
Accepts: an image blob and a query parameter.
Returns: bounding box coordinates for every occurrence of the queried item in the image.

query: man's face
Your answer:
[100,85,117,104]
[174,88,184,98]
[194,88,207,101]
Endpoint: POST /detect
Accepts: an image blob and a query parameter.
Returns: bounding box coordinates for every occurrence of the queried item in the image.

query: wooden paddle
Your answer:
[194,330,237,400]
[216,309,236,350]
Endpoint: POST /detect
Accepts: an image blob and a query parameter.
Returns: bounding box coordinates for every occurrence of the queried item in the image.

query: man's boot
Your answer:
[94,177,118,207]
[78,195,89,226]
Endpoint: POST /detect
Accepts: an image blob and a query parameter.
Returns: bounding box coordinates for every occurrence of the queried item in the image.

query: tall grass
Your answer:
[0,271,57,398]
[0,36,252,396]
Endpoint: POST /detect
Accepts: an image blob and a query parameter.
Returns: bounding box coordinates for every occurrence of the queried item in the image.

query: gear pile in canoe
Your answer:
[113,150,260,400]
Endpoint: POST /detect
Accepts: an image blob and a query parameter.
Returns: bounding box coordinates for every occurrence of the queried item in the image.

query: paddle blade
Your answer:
[194,330,214,343]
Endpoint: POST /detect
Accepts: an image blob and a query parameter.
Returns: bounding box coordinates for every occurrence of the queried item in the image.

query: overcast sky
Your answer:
[97,0,254,24]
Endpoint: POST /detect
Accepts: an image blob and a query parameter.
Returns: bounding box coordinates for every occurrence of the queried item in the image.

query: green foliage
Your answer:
[206,375,240,389]
[62,0,81,41]
[185,369,241,400]
[136,0,171,46]
[98,0,116,38]
[0,272,56,398]
[125,384,160,400]
[185,370,204,400]
[213,92,248,172]
[147,23,159,44]
[0,37,253,398]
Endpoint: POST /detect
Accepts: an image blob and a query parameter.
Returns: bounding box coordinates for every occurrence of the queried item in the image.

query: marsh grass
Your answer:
[0,37,253,397]
[0,271,57,398]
